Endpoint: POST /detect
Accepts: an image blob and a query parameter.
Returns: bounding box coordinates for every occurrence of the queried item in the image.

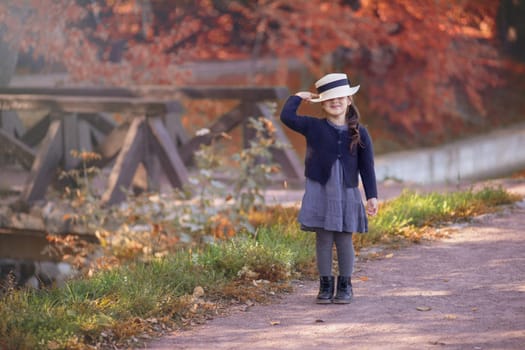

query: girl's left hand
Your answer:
[366,198,378,216]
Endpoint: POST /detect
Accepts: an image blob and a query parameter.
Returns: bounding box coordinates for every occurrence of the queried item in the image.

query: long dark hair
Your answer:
[346,96,361,153]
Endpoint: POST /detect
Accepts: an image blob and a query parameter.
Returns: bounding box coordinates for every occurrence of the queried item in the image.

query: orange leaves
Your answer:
[5,0,515,137]
[207,28,230,45]
[70,150,102,162]
[351,0,507,138]
[210,214,236,240]
[112,1,136,15]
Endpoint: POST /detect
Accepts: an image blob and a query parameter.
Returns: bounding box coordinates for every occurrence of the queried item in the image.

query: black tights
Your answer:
[316,229,355,276]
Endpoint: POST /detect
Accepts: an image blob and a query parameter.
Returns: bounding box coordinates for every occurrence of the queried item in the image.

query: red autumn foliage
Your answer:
[1,0,523,139]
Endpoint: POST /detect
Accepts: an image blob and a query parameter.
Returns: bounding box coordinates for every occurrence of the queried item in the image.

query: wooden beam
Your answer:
[21,120,64,202]
[101,117,146,205]
[148,117,188,188]
[177,86,290,101]
[0,86,137,98]
[0,94,167,115]
[79,112,117,134]
[179,104,246,165]
[140,154,161,192]
[21,114,51,148]
[95,121,130,162]
[89,124,107,147]
[0,227,99,261]
[0,229,60,261]
[0,129,35,170]
[0,110,25,138]
[0,86,290,100]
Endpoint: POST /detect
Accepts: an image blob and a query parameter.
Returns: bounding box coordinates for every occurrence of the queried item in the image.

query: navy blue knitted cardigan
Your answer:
[280,95,378,200]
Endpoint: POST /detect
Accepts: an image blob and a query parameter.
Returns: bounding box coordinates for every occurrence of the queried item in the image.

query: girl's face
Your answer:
[321,96,351,118]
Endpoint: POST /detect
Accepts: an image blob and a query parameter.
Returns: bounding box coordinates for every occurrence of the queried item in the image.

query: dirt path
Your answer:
[145,180,525,350]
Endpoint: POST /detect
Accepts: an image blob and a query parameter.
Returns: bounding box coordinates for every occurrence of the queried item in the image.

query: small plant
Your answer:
[170,115,286,242]
[231,116,282,215]
[45,114,286,269]
[56,150,127,237]
[174,130,233,240]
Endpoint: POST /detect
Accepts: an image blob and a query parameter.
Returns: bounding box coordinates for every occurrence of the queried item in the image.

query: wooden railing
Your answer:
[0,86,303,205]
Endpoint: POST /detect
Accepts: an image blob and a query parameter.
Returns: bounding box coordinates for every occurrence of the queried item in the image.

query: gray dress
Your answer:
[298,122,368,234]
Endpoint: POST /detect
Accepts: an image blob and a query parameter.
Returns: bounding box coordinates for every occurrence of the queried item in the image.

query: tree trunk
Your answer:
[0,2,27,86]
[497,0,525,61]
[0,26,19,86]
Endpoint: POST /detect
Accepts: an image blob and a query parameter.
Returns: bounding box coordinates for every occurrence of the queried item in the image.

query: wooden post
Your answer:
[101,116,190,205]
[63,114,80,170]
[21,120,64,202]
[77,119,94,154]
[148,117,188,188]
[163,101,188,147]
[101,117,146,205]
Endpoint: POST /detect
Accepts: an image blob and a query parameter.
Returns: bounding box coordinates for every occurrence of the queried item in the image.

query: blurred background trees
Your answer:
[1,0,524,151]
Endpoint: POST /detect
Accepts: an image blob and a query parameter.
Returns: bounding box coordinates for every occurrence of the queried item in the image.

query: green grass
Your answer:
[361,186,520,246]
[0,186,519,349]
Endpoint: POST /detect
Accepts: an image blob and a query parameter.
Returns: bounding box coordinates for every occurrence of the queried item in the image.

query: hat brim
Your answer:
[310,85,360,103]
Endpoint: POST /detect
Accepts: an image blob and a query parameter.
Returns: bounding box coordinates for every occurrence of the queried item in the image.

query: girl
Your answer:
[280,73,378,304]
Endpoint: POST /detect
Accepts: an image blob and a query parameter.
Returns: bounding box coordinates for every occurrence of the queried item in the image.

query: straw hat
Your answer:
[310,73,360,103]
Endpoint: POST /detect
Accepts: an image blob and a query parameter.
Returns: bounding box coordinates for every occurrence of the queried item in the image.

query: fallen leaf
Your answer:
[359,276,369,282]
[385,253,394,258]
[315,319,325,323]
[444,314,457,320]
[270,320,280,326]
[193,286,205,298]
[416,306,432,311]
[429,340,447,346]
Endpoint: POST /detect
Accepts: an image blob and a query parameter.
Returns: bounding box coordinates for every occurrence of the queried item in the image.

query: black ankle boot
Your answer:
[316,276,334,304]
[333,276,353,304]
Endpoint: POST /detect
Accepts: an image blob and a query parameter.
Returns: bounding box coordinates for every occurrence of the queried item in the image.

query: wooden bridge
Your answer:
[0,86,303,206]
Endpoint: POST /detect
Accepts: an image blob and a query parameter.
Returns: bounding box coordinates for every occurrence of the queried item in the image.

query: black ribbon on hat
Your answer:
[317,78,349,93]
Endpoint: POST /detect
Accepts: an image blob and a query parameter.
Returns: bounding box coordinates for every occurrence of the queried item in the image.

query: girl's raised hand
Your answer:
[295,91,319,101]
